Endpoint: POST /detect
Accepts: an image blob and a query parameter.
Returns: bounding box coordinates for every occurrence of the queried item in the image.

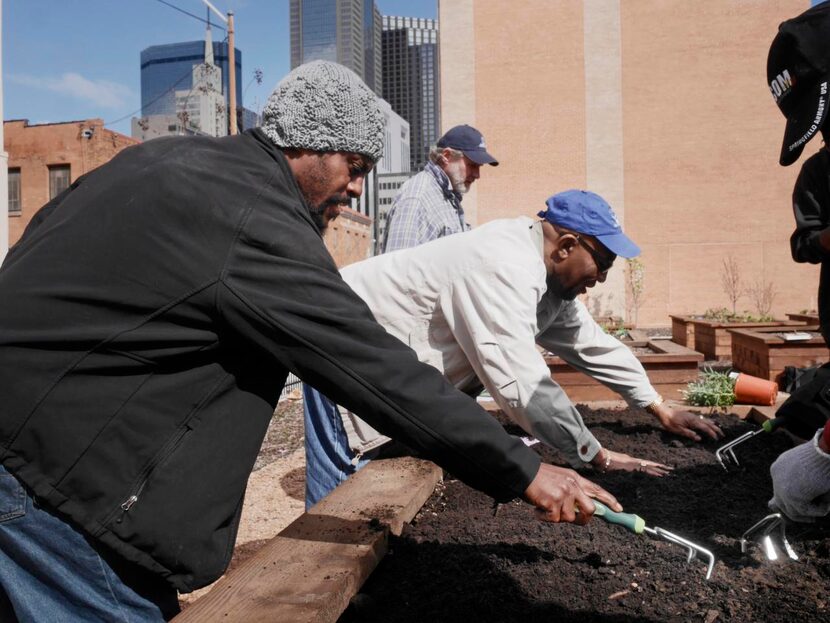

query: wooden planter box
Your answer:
[670,315,696,347]
[730,325,830,383]
[787,312,820,324]
[544,338,703,402]
[691,318,800,361]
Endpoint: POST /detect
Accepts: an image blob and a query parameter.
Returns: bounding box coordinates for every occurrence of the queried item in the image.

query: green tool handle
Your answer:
[761,416,785,433]
[593,501,646,535]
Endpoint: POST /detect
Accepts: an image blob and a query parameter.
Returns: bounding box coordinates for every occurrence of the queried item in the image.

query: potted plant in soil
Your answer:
[683,368,778,407]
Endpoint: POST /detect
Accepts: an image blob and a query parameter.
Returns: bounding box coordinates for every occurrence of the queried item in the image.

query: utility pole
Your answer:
[200,0,237,135]
[0,0,8,262]
[228,11,237,135]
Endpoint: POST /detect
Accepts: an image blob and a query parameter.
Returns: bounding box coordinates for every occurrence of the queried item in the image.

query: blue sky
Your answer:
[3,0,437,136]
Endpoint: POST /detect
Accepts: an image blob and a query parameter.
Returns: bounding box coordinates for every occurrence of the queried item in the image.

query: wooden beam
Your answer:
[173,457,442,623]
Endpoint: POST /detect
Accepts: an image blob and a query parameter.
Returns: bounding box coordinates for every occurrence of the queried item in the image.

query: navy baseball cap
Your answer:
[537,190,641,258]
[767,2,830,166]
[437,125,499,166]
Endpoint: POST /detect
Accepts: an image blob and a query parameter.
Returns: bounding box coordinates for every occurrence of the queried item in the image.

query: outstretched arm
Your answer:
[538,300,721,441]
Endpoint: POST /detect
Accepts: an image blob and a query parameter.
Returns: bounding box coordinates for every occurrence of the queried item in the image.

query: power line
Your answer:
[150,0,226,32]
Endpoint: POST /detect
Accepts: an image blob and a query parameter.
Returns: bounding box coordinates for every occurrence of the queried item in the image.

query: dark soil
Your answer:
[340,407,830,623]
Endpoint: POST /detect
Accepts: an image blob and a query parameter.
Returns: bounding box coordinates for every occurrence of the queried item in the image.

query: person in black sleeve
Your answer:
[765,3,830,524]
[0,60,619,622]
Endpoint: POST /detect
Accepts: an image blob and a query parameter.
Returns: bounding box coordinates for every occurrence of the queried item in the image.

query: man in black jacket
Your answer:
[0,61,618,621]
[765,4,830,528]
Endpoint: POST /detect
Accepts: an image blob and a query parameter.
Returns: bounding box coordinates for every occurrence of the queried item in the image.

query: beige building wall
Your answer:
[440,0,820,326]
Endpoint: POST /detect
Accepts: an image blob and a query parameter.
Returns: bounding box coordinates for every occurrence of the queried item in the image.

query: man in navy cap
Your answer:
[303,189,723,507]
[381,124,499,253]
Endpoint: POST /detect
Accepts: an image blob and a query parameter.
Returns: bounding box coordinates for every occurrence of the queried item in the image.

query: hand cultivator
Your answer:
[715,417,785,470]
[740,512,799,562]
[592,501,716,580]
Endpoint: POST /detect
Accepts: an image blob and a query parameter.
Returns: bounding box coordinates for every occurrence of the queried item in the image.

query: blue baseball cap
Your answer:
[537,190,641,258]
[437,124,499,166]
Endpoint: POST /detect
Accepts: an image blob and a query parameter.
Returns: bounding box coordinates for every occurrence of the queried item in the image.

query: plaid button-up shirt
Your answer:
[381,161,470,253]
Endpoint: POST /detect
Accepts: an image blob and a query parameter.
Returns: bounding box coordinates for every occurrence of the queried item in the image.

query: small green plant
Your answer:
[626,258,646,327]
[700,307,774,323]
[682,368,736,407]
[598,317,628,339]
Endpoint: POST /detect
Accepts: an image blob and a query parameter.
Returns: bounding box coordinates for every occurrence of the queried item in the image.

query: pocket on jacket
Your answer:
[478,342,522,408]
[0,470,26,523]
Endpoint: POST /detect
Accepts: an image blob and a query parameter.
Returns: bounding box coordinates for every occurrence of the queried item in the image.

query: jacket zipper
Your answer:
[117,424,192,521]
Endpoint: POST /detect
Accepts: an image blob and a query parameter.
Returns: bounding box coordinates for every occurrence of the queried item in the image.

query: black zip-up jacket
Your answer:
[791,147,830,345]
[0,129,540,592]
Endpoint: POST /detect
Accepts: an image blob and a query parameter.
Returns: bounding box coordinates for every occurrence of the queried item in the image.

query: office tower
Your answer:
[134,27,229,139]
[140,37,242,119]
[290,0,382,95]
[381,16,439,171]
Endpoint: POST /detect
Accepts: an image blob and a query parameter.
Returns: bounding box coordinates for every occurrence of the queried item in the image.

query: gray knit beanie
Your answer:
[261,60,385,162]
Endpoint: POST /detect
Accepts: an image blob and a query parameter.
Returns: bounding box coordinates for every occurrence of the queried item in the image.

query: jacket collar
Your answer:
[425,161,463,209]
[247,128,323,237]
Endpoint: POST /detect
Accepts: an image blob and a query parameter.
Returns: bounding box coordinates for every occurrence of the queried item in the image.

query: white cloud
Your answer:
[9,72,131,109]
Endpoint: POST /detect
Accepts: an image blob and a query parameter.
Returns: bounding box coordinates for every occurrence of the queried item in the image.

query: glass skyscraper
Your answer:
[381,16,439,171]
[140,40,243,118]
[290,0,382,96]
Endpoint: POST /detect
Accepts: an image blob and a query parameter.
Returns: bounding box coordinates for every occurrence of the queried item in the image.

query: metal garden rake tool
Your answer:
[715,417,785,471]
[740,512,799,562]
[590,501,716,580]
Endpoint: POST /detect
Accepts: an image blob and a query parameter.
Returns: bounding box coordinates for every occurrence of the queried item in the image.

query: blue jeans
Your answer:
[303,384,375,510]
[0,465,179,622]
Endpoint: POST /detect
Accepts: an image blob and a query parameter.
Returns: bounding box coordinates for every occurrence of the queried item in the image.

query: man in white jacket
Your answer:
[304,190,723,507]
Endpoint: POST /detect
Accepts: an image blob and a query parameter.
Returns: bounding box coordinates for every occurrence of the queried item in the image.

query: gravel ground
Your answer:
[253,391,306,471]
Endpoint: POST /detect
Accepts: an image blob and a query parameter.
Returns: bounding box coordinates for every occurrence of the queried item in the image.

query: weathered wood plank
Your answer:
[173,457,442,623]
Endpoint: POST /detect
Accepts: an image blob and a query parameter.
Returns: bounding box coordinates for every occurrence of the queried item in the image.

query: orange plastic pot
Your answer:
[731,372,778,406]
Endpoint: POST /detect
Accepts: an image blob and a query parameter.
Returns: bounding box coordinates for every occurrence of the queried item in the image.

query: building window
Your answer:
[8,168,21,214]
[48,164,71,200]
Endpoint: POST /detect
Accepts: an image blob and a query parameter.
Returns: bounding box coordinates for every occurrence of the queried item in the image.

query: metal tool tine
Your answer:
[778,521,799,561]
[645,526,716,580]
[715,429,761,470]
[740,513,799,562]
[761,535,779,561]
[782,537,799,561]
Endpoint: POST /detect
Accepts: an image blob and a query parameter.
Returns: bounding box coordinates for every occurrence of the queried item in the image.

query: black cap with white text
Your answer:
[767,2,830,166]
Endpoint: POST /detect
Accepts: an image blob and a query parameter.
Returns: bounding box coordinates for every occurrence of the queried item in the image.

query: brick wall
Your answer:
[5,119,139,246]
[323,206,374,268]
[440,0,820,326]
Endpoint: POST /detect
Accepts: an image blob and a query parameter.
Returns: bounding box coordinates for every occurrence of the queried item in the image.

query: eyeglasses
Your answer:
[575,235,616,274]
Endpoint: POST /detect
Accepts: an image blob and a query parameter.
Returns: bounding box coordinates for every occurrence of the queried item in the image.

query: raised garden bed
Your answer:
[730,325,830,383]
[544,337,703,402]
[692,318,800,361]
[787,312,820,324]
[341,406,830,623]
[670,314,697,348]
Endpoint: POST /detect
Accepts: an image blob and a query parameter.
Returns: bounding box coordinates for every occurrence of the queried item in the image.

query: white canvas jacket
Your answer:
[339,216,660,467]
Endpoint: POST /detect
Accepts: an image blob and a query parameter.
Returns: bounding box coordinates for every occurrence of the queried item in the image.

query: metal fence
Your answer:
[279,372,302,400]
